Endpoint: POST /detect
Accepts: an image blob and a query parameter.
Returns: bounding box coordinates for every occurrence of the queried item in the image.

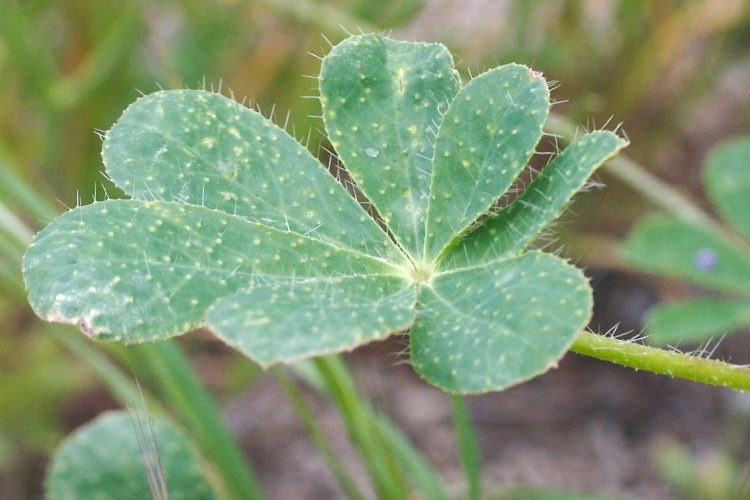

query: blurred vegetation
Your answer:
[2,0,750,498]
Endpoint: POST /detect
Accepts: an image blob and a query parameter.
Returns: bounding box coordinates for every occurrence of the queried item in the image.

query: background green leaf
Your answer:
[46,410,218,500]
[425,64,549,261]
[319,34,461,258]
[411,251,592,393]
[620,214,750,296]
[645,298,750,345]
[704,136,750,242]
[207,275,416,366]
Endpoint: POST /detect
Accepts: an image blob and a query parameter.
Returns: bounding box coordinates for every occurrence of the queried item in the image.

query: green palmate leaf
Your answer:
[411,251,592,393]
[207,275,416,366]
[24,199,403,342]
[23,33,626,393]
[103,89,407,264]
[424,64,549,261]
[704,136,750,242]
[645,298,750,345]
[441,130,627,269]
[46,410,217,500]
[319,34,461,258]
[620,214,750,296]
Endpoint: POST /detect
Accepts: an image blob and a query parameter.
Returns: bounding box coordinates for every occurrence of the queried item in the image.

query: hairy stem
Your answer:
[571,331,750,391]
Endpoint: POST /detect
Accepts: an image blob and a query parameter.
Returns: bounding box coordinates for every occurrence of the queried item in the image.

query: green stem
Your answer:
[291,360,450,500]
[257,0,376,34]
[602,154,718,229]
[0,259,26,299]
[47,325,155,410]
[273,367,367,500]
[371,413,451,500]
[313,356,412,500]
[0,156,60,229]
[451,395,482,500]
[0,199,34,249]
[127,341,268,500]
[571,331,750,391]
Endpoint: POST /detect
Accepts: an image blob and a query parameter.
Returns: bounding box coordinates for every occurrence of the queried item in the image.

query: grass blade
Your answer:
[273,367,367,500]
[451,395,482,500]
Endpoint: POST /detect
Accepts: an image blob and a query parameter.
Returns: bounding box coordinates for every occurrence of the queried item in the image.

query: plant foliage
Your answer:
[46,410,217,500]
[24,34,626,393]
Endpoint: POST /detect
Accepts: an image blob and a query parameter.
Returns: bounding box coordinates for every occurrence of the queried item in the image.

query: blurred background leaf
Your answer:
[621,135,750,346]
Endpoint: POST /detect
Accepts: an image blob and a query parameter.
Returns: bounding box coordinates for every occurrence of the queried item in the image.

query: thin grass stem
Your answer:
[451,395,482,500]
[273,366,367,500]
[313,355,412,500]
